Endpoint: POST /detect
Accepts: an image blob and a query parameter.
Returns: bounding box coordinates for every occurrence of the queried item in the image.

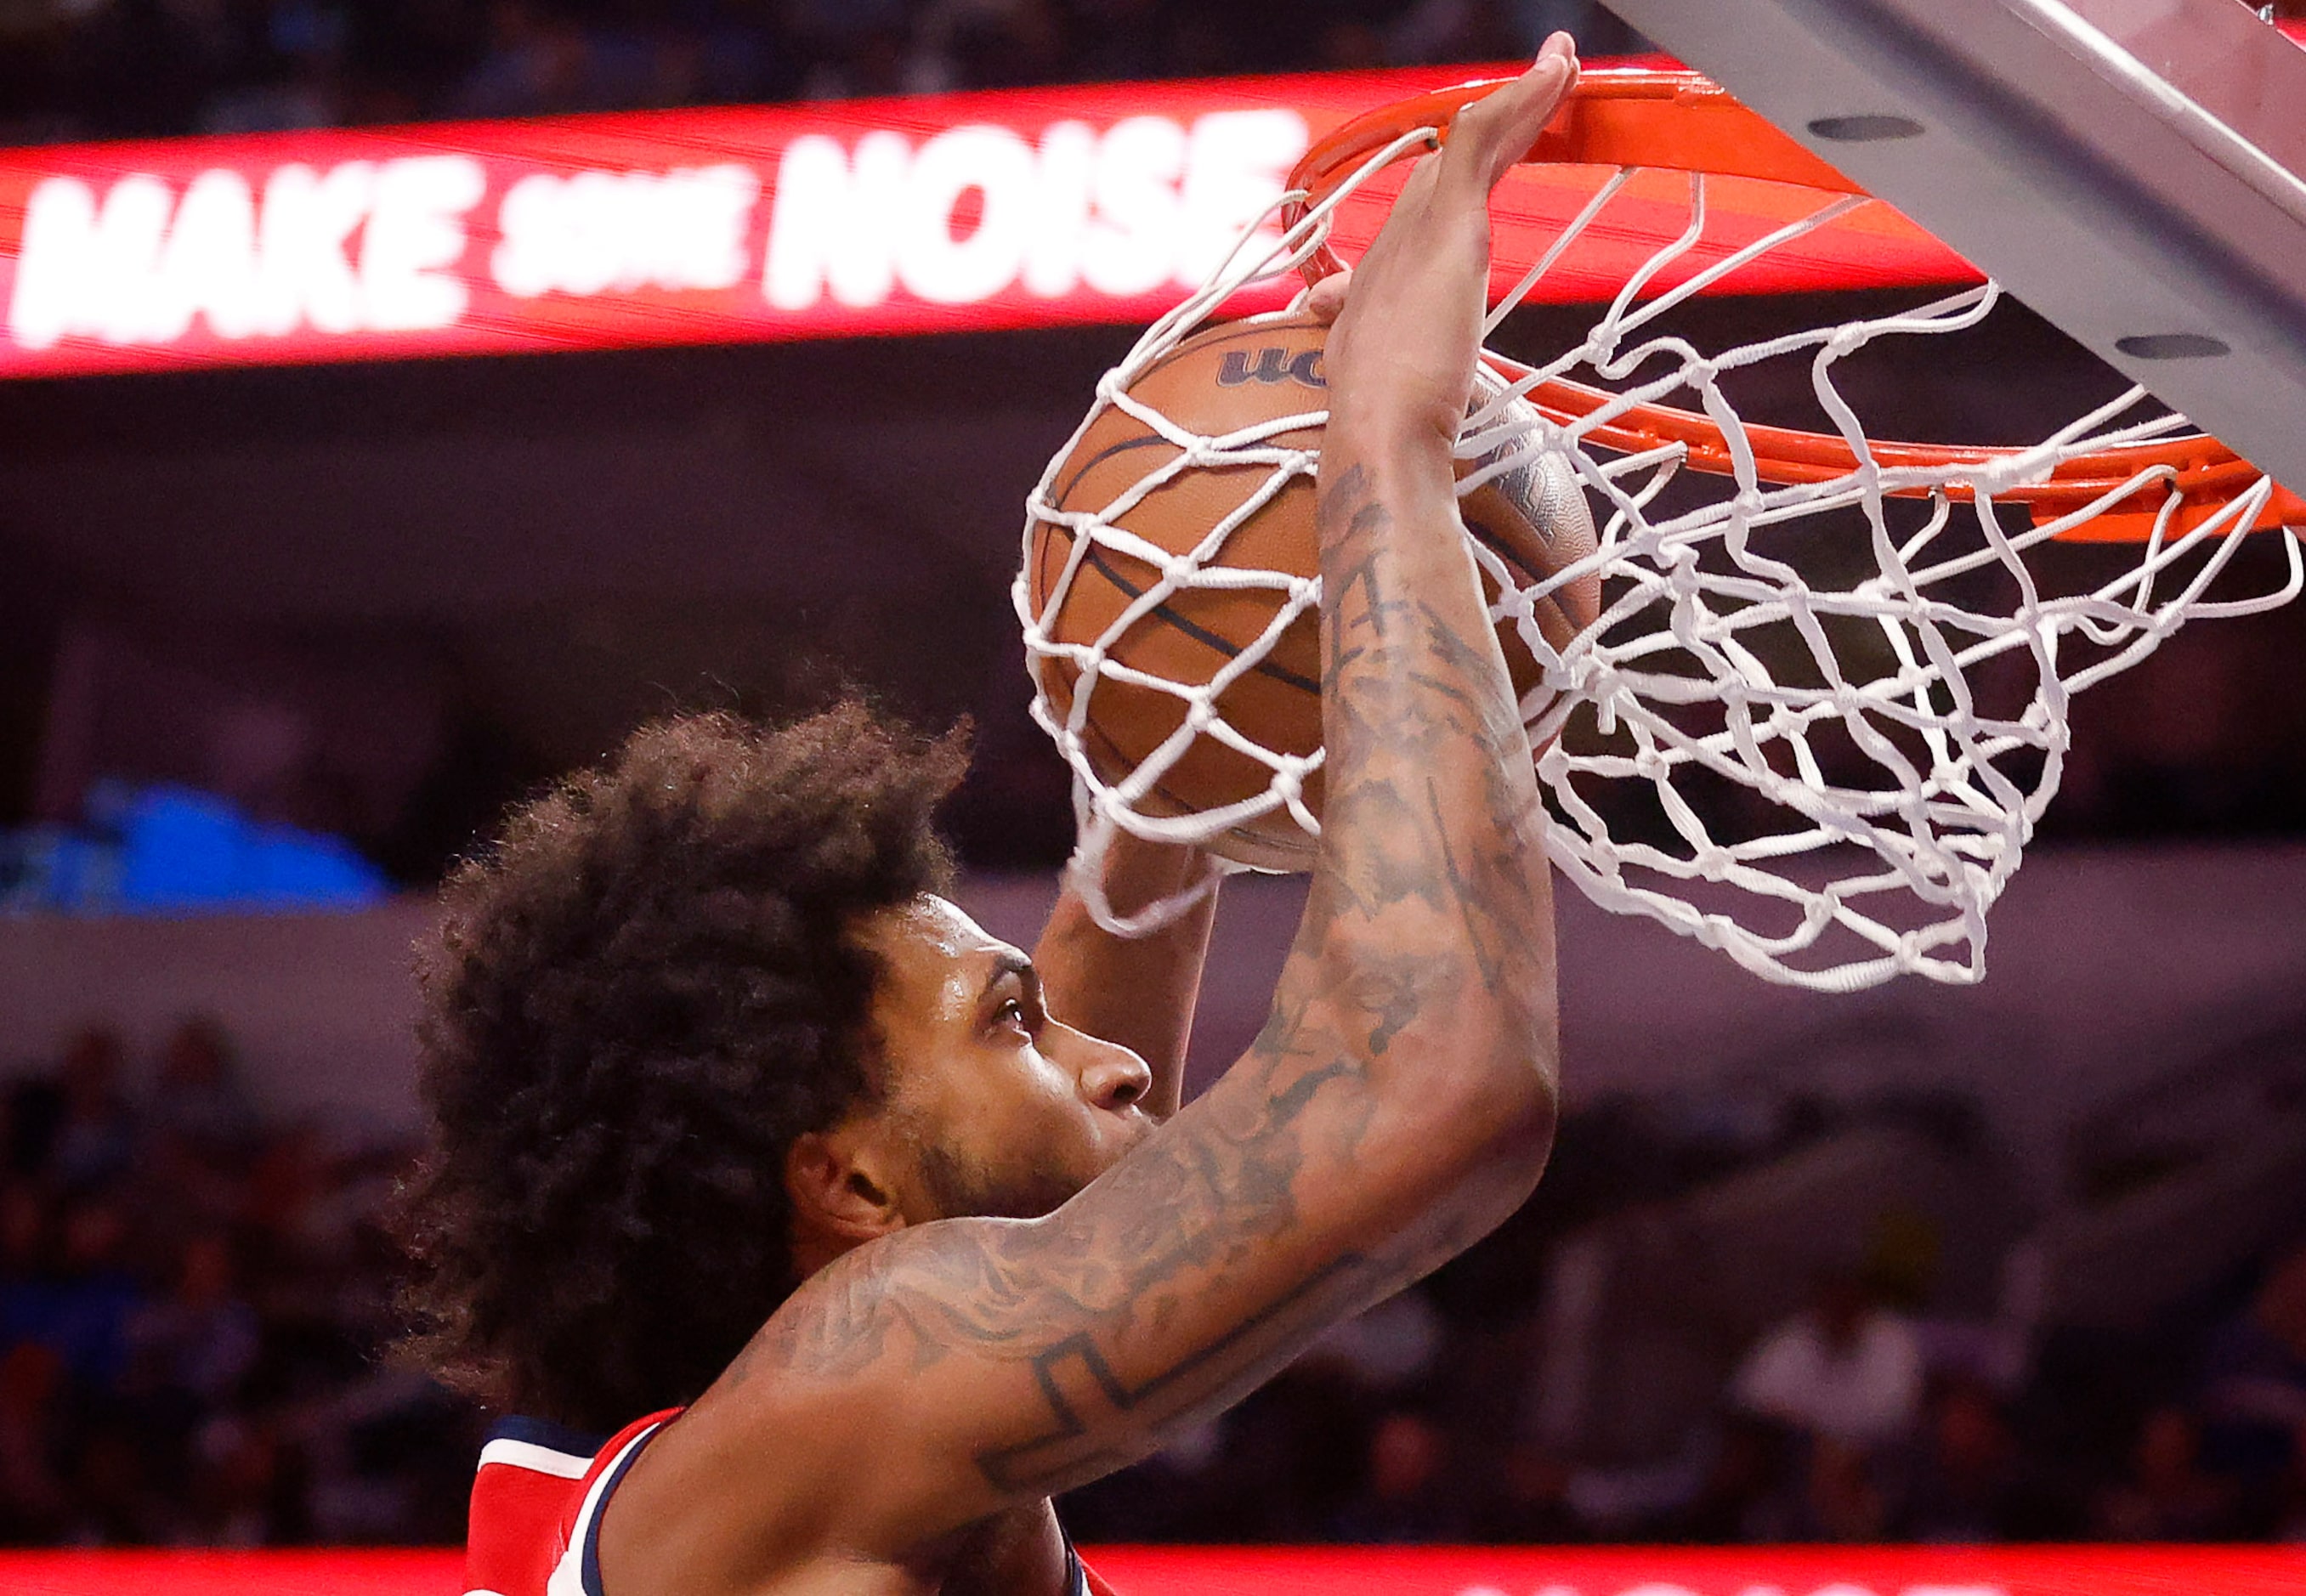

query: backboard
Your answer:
[1598,0,2306,497]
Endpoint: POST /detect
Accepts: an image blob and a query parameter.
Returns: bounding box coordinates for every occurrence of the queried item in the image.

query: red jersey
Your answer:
[463,1410,1113,1596]
[464,1411,676,1596]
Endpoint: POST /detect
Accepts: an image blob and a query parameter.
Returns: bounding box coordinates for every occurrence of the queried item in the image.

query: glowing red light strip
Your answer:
[2,1544,2304,1594]
[0,59,1976,378]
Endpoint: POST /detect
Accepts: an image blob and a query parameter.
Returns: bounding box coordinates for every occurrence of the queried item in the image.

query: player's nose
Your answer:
[1075,1033,1152,1114]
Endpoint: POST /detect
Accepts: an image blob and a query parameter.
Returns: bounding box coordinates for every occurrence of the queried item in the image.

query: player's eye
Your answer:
[995,998,1029,1028]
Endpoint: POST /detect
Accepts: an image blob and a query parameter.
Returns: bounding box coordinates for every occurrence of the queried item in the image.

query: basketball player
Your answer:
[403,35,1583,1596]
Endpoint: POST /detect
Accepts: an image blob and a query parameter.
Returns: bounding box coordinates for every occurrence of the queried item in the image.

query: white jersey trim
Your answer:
[546,1419,666,1596]
[478,1437,593,1480]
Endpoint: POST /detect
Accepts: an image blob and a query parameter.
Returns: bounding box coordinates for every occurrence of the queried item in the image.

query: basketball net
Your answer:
[1016,100,2304,992]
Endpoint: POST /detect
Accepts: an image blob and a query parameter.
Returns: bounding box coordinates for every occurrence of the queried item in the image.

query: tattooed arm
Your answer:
[612,38,1580,1582]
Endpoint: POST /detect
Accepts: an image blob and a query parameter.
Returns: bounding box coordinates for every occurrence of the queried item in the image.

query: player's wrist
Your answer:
[1321,403,1464,491]
[1085,829,1215,905]
[1327,365,1463,433]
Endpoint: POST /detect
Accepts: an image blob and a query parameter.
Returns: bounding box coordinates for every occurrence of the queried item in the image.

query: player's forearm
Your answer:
[1298,422,1561,1116]
[1274,48,1578,1128]
[1034,834,1216,1119]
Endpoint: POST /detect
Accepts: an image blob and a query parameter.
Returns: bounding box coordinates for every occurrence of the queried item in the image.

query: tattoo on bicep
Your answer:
[972,1152,1516,1497]
[972,1250,1374,1493]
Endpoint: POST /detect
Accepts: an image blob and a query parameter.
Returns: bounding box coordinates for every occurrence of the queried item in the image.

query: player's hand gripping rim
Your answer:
[1311,34,1581,447]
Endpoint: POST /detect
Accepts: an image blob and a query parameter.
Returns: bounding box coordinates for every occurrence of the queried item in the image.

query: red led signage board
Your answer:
[0,65,1980,378]
[3,1545,2305,1594]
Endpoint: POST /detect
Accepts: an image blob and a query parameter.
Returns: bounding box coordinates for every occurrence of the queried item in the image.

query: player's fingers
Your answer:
[1452,37,1576,164]
[1295,270,1352,325]
[1442,33,1579,191]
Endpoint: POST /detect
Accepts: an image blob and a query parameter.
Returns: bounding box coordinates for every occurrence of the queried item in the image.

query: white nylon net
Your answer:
[1016,127,2304,990]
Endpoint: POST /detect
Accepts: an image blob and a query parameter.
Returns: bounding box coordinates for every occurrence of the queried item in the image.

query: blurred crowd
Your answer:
[5,1018,2303,1549]
[0,1021,469,1547]
[0,0,1652,146]
[1063,1200,2306,1548]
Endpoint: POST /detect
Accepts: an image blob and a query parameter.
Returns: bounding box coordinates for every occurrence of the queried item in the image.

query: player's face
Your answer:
[858,895,1154,1224]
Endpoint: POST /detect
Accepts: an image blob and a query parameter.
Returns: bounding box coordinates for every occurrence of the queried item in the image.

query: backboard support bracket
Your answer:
[1601,0,2306,495]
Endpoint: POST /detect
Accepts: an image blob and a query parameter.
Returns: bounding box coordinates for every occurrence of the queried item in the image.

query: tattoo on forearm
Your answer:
[1313,461,1550,995]
[974,1251,1373,1492]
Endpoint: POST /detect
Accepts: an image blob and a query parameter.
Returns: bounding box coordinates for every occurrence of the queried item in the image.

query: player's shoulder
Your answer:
[466,1411,679,1596]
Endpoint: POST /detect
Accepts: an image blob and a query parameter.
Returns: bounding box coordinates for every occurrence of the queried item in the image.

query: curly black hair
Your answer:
[395,702,968,1433]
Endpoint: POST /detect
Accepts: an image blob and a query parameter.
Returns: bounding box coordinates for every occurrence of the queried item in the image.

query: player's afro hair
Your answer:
[395,702,967,1432]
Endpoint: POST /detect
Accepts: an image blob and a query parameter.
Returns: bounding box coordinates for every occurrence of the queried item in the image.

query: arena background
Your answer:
[3,2,2305,1593]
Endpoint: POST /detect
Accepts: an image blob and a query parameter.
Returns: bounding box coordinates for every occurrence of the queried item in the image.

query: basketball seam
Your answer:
[1462,513,1543,587]
[1076,684,1317,861]
[1079,545,1322,698]
[1079,710,1248,824]
[1051,433,1181,509]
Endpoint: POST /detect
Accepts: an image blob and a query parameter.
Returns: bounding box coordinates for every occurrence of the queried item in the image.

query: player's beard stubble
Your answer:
[913,1132,1099,1224]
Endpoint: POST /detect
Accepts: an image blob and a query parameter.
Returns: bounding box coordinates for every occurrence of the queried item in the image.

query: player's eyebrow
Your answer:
[977,948,1040,1014]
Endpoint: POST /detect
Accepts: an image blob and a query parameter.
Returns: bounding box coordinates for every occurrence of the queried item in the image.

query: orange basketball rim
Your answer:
[1283,68,2304,544]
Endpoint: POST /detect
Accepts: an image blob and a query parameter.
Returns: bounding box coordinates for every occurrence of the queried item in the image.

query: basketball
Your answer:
[1028,308,1601,871]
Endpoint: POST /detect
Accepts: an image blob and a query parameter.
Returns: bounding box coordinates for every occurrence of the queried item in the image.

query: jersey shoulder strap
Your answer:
[467,1406,1115,1596]
[463,1410,680,1596]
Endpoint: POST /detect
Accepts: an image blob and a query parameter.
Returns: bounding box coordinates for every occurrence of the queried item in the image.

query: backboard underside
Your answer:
[1600,0,2306,498]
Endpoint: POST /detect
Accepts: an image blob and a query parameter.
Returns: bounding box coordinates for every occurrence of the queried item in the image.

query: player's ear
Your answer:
[785,1123,908,1252]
